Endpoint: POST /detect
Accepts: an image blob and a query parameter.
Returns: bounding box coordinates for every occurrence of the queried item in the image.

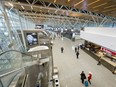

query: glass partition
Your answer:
[0,50,36,75]
[0,50,38,87]
[0,5,36,53]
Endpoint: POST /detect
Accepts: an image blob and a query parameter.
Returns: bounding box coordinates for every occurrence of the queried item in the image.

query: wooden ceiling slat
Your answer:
[87,0,100,6]
[104,5,115,9]
[92,3,107,9]
[7,0,116,19]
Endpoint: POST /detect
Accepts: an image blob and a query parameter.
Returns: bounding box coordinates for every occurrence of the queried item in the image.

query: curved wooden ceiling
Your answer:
[41,0,116,18]
[5,0,116,23]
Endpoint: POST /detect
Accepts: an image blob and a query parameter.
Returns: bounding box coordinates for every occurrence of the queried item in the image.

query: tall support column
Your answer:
[90,12,98,27]
[18,10,27,51]
[112,21,115,27]
[24,17,28,29]
[101,19,108,26]
[99,17,107,26]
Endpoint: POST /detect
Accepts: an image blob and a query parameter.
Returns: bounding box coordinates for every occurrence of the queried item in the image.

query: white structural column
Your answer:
[90,12,98,27]
[18,10,27,50]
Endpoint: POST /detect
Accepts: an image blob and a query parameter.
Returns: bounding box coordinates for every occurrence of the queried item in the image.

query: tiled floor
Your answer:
[52,37,116,87]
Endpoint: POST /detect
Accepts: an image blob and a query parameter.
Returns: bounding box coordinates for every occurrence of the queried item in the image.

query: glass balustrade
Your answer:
[0,50,38,87]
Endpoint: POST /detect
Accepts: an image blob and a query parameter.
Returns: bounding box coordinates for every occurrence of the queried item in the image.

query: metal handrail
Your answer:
[0,68,22,78]
[0,50,38,87]
[0,50,34,58]
[0,68,23,87]
[21,74,29,87]
[0,50,38,73]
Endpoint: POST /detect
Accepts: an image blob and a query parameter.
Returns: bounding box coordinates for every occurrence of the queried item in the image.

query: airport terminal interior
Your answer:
[0,0,116,87]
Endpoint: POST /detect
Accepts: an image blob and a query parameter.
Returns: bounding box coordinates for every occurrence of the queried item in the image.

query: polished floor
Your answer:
[52,37,116,87]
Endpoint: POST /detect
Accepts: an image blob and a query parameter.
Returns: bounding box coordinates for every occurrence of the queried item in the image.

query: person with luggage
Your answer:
[80,71,86,84]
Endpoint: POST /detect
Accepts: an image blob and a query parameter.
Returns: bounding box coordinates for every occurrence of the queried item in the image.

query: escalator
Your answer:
[0,50,38,87]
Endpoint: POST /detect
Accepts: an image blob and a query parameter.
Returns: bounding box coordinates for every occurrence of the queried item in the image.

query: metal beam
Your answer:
[10,2,115,21]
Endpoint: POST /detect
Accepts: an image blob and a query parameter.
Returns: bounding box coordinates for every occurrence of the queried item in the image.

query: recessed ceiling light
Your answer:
[55,10,58,13]
[21,5,25,9]
[8,2,13,7]
[68,0,70,2]
[31,6,33,10]
[54,0,56,3]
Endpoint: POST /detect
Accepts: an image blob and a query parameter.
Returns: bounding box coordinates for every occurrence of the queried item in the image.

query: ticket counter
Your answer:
[82,41,116,74]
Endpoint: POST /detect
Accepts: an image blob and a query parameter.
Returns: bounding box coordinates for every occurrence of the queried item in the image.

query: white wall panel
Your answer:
[80,27,116,52]
[84,27,116,36]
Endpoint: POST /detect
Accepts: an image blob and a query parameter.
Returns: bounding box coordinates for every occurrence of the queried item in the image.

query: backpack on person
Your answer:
[84,80,89,87]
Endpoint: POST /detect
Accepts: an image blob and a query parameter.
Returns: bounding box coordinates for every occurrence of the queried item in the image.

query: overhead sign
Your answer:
[101,47,116,56]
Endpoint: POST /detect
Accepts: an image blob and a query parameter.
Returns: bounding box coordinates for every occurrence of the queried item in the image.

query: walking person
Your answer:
[88,72,92,85]
[78,45,80,51]
[84,79,89,87]
[61,47,64,53]
[75,47,77,52]
[80,71,86,84]
[97,57,102,65]
[76,51,79,58]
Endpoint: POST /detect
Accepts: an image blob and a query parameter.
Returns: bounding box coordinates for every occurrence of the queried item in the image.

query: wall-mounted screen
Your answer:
[35,25,44,29]
[26,33,38,45]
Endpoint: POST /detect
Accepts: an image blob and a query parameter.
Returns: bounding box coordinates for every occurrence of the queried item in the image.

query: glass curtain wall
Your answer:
[6,9,24,51]
[0,6,11,53]
[0,5,35,53]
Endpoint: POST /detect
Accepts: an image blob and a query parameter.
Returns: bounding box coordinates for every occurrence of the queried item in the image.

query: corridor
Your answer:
[52,37,116,87]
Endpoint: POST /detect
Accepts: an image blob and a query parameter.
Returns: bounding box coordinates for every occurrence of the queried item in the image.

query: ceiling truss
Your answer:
[4,0,116,28]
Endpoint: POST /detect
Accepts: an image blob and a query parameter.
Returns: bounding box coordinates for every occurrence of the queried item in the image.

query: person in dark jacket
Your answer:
[61,47,64,53]
[75,47,77,52]
[76,51,79,58]
[97,57,102,65]
[80,71,86,84]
